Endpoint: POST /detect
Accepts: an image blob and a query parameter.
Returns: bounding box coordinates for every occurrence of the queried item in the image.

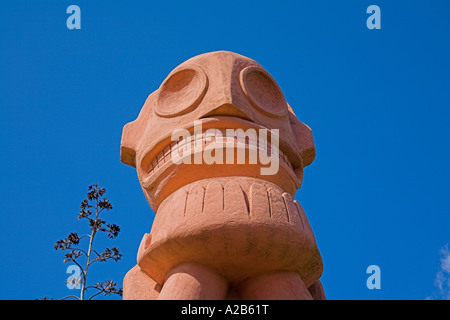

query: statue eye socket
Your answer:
[155,66,208,118]
[240,66,288,118]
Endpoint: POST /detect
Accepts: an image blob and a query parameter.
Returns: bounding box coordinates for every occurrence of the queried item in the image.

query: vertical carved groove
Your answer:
[241,186,250,216]
[201,186,206,213]
[294,201,304,229]
[183,191,188,217]
[281,195,290,222]
[222,185,225,210]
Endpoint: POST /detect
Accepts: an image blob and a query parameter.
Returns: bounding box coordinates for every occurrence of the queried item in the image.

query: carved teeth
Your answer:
[146,129,294,173]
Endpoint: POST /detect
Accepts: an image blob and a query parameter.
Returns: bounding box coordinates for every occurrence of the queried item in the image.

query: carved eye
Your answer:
[240,66,288,118]
[155,66,208,117]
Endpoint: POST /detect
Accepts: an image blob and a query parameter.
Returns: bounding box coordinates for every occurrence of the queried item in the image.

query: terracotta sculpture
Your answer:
[120,51,325,300]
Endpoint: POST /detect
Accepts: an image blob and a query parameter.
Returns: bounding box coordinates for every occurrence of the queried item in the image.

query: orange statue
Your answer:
[120,51,325,299]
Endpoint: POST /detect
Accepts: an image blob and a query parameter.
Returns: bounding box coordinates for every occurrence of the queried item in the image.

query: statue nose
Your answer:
[201,103,253,122]
[197,63,288,122]
[199,74,256,122]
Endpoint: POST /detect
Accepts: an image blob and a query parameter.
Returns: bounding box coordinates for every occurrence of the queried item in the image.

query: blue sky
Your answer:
[1,0,449,300]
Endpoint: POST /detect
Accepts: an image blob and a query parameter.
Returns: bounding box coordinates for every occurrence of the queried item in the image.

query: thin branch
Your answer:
[69,247,88,256]
[65,259,84,275]
[88,289,105,300]
[87,257,101,266]
[87,255,113,266]
[85,285,102,291]
[59,295,80,300]
[78,234,91,240]
[90,249,101,257]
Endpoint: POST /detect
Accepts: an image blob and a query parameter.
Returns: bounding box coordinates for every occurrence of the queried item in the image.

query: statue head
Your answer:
[120,51,315,210]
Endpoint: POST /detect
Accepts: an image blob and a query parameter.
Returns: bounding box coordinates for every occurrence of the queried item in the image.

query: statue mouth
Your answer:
[138,116,303,191]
